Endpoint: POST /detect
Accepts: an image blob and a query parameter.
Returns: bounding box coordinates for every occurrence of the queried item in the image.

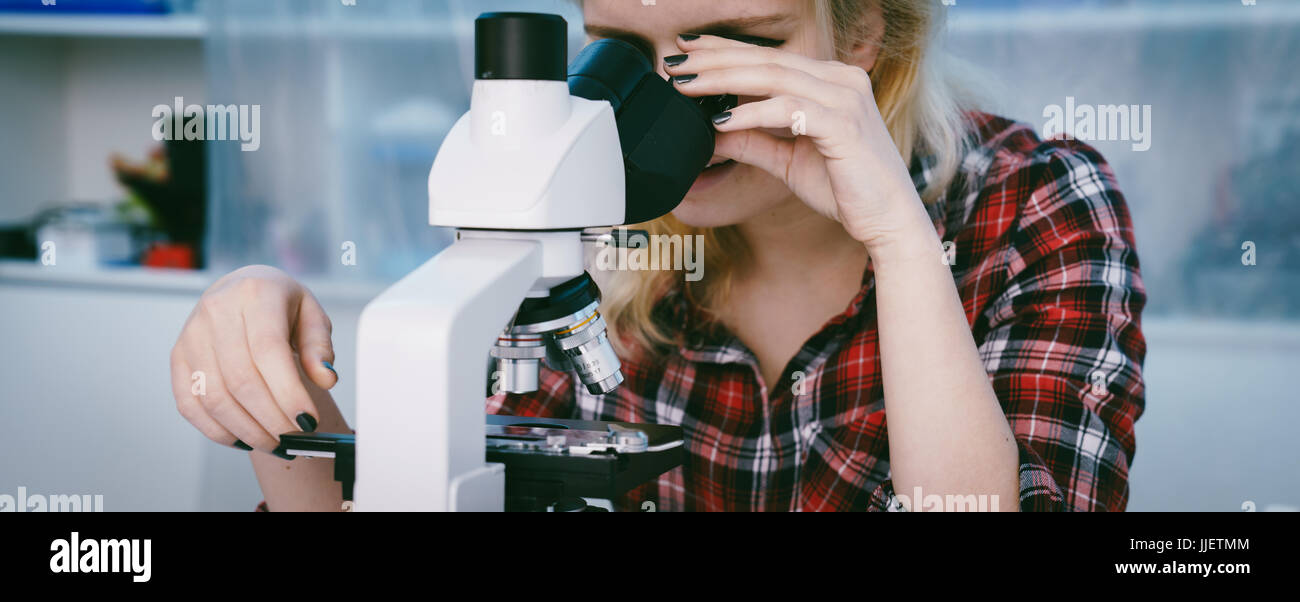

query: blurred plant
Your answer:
[111,137,207,268]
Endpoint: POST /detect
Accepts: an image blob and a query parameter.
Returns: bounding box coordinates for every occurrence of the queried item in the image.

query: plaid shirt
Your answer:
[488,113,1147,512]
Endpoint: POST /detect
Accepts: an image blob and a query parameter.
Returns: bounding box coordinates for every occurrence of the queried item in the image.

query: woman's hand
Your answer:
[665,34,928,250]
[170,265,340,455]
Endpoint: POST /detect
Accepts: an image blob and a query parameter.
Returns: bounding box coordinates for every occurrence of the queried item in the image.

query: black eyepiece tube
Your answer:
[568,39,717,225]
[475,12,568,81]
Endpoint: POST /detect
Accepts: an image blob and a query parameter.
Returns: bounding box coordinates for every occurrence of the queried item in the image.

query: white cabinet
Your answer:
[0,14,206,222]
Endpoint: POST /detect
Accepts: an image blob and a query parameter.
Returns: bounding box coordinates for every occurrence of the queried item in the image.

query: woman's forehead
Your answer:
[582,0,804,36]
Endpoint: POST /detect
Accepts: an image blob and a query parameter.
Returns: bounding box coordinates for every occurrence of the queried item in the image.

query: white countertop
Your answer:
[0,259,386,304]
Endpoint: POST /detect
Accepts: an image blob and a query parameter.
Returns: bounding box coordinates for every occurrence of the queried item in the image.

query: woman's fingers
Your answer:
[714,94,842,140]
[714,127,838,222]
[244,295,321,433]
[293,290,337,391]
[713,127,796,176]
[170,348,241,448]
[172,266,334,458]
[675,33,757,51]
[672,63,860,112]
[185,339,281,452]
[202,294,299,443]
[669,37,873,97]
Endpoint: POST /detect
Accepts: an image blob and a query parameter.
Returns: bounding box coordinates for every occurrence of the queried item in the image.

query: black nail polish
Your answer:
[712,111,733,125]
[672,74,698,85]
[232,439,253,451]
[664,54,688,66]
[296,412,318,432]
[679,33,700,41]
[272,448,296,461]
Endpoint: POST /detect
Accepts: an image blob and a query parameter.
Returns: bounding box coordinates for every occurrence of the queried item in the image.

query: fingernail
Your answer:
[232,439,253,451]
[663,54,688,66]
[296,412,318,432]
[678,33,699,41]
[672,74,698,85]
[272,448,296,461]
[322,360,337,378]
[712,111,733,125]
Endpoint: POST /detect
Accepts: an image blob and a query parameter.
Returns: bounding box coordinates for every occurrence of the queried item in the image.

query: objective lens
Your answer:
[490,332,546,394]
[549,304,623,395]
[544,336,574,372]
[502,273,625,396]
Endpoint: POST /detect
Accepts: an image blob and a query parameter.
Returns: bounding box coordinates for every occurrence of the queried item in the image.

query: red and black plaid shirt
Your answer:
[488,113,1147,512]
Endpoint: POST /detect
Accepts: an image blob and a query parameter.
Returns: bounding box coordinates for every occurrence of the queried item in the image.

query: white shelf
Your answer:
[0,13,204,38]
[0,260,385,303]
[948,3,1300,34]
[0,13,550,41]
[217,16,461,39]
[0,13,467,40]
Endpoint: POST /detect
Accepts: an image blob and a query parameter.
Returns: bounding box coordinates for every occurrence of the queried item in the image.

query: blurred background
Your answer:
[0,0,1295,511]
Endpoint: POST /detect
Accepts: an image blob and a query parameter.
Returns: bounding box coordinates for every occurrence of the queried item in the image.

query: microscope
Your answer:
[275,12,728,511]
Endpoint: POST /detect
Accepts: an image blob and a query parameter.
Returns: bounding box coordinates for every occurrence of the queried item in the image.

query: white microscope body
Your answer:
[354,76,629,510]
[352,12,714,511]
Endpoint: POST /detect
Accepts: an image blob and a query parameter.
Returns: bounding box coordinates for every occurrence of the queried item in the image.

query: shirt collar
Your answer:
[660,152,954,365]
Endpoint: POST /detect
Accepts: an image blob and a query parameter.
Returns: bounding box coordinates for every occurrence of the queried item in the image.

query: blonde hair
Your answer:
[597,0,972,359]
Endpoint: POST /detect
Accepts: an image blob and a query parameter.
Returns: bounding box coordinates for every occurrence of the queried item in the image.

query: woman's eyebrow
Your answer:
[582,24,644,41]
[688,14,796,36]
[583,14,795,42]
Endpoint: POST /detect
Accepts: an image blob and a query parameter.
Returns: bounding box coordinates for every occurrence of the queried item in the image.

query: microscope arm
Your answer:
[355,237,542,511]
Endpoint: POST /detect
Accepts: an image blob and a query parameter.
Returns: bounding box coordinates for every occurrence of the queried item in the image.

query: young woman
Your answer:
[170,0,1146,511]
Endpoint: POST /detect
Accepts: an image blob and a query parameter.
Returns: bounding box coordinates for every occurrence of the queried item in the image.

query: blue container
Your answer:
[0,0,169,14]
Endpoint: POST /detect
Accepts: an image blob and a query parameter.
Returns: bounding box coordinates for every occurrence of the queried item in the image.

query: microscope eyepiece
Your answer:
[568,38,718,225]
[464,17,720,398]
[475,12,567,81]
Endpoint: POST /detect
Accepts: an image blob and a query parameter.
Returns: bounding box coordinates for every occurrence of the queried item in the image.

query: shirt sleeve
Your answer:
[868,139,1146,512]
[486,365,579,419]
[976,140,1146,511]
